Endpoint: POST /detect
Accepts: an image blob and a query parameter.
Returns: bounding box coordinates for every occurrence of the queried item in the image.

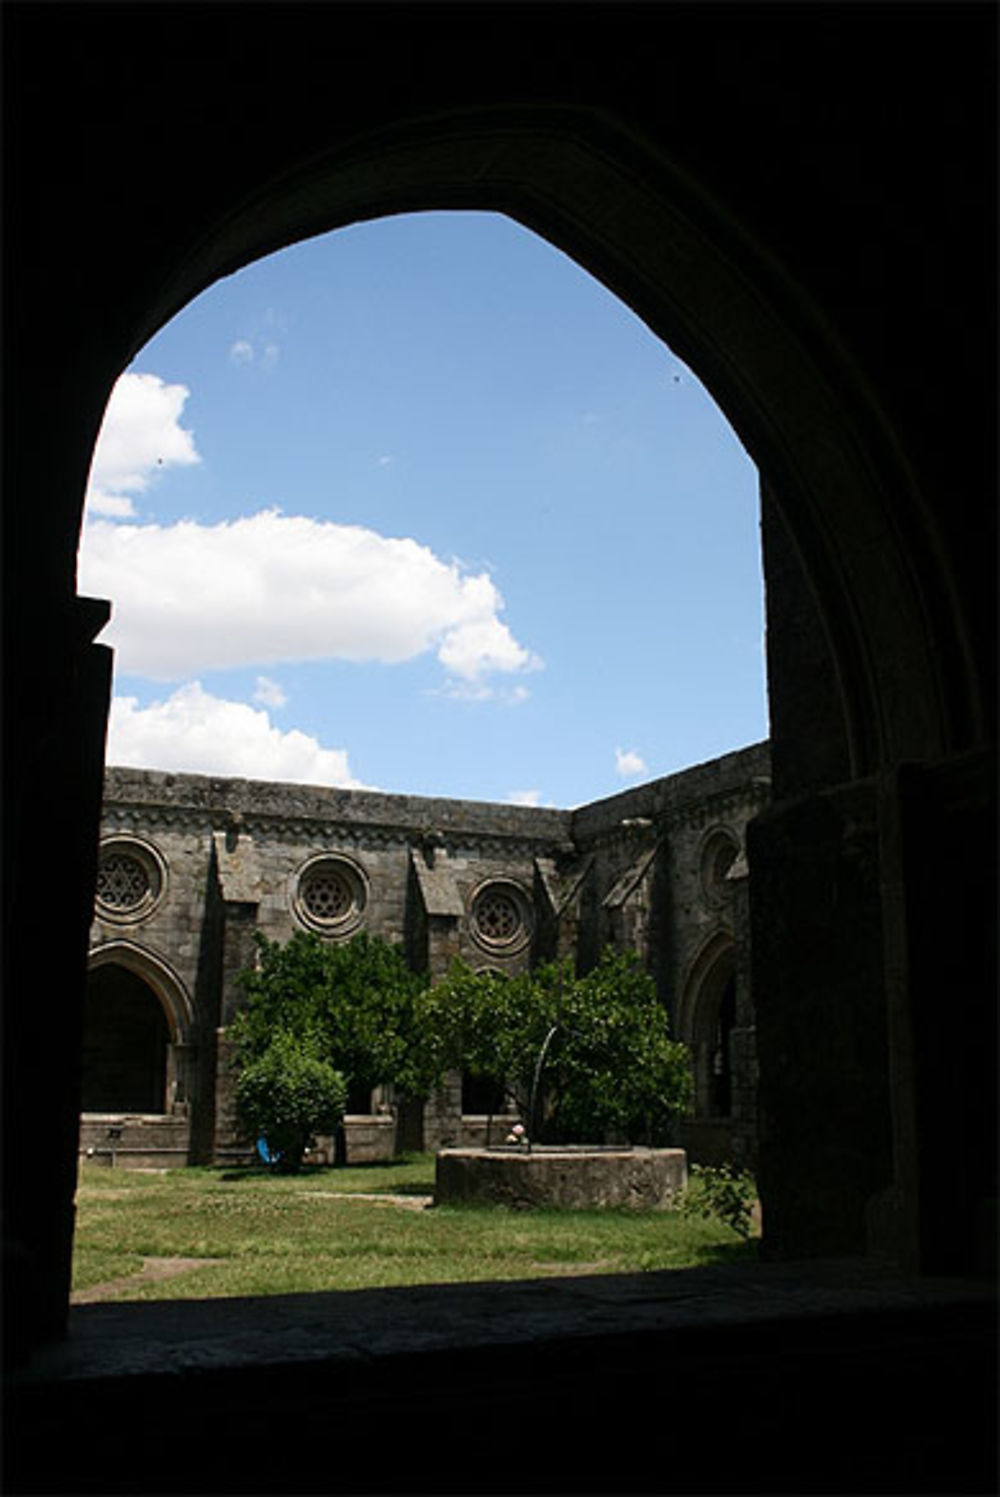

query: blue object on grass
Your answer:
[257,1136,282,1165]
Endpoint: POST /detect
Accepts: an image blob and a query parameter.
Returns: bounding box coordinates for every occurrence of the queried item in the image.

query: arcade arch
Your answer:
[82,966,168,1115]
[85,942,194,1117]
[677,932,738,1123]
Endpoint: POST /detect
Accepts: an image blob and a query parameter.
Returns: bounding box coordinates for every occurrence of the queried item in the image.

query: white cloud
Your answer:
[437,606,539,681]
[615,746,647,778]
[229,337,279,369]
[439,678,495,703]
[505,789,542,807]
[107,682,369,788]
[89,493,136,519]
[85,372,200,518]
[253,675,287,709]
[438,678,533,706]
[79,508,542,688]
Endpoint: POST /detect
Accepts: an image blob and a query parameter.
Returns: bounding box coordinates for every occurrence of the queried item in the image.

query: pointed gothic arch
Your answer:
[87,940,193,1044]
[5,9,994,1380]
[90,105,976,789]
[677,931,738,1121]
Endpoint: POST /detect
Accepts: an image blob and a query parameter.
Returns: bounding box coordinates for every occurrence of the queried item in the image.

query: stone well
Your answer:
[435,1146,687,1211]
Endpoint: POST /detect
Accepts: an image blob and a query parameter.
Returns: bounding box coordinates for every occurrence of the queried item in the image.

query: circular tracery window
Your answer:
[470,881,531,953]
[475,890,520,942]
[699,827,741,907]
[302,867,353,922]
[95,840,164,922]
[294,855,367,936]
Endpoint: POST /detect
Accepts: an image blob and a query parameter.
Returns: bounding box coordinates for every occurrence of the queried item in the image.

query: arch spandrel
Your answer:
[99,107,971,774]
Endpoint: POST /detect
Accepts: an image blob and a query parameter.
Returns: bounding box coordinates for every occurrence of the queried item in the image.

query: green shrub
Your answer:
[679,1163,756,1239]
[234,1029,347,1174]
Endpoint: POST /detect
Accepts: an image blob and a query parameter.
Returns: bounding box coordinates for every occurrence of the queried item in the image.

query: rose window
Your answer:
[294,856,367,935]
[95,841,163,921]
[699,827,741,907]
[301,868,353,922]
[471,882,531,952]
[475,891,520,942]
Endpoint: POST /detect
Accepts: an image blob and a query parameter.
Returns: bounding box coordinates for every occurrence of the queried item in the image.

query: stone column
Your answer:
[727,871,758,1170]
[421,915,462,1147]
[2,596,112,1358]
[749,780,894,1260]
[212,901,260,1161]
[751,755,996,1274]
[877,752,996,1275]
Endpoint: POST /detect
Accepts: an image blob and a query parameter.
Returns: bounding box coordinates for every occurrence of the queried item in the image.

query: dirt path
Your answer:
[72,1256,226,1305]
[308,1191,433,1211]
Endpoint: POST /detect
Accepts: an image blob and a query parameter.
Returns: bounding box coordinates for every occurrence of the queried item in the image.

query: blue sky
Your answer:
[78,211,766,808]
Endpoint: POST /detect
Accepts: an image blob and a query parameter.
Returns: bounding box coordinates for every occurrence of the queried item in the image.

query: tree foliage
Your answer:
[232,933,691,1151]
[232,930,428,1098]
[415,948,692,1145]
[234,1030,347,1174]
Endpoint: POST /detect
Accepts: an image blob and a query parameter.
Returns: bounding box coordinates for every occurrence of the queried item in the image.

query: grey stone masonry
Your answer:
[435,1147,688,1210]
[86,746,769,1167]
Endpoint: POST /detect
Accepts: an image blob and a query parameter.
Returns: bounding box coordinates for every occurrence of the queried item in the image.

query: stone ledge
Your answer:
[9,1258,993,1387]
[7,1264,994,1495]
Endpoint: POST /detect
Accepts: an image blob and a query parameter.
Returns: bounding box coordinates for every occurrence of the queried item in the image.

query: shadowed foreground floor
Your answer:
[7,1257,996,1495]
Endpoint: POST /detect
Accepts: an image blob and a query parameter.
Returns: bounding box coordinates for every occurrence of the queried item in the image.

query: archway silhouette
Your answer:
[83,942,196,1130]
[82,966,167,1114]
[4,25,994,1385]
[86,106,978,783]
[4,13,995,1490]
[677,933,736,1111]
[88,940,193,1045]
[66,106,977,1265]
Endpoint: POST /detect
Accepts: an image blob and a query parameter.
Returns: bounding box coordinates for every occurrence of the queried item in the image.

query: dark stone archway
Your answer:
[47,103,985,1271]
[2,11,994,1449]
[678,934,739,1163]
[81,965,169,1116]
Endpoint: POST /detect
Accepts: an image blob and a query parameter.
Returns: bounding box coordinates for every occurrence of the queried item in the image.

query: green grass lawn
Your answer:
[72,1154,758,1302]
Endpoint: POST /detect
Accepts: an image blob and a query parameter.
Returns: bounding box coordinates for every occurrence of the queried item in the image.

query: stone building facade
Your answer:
[82,743,770,1170]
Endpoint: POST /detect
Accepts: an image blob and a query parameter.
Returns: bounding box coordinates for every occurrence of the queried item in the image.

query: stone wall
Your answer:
[85,745,769,1167]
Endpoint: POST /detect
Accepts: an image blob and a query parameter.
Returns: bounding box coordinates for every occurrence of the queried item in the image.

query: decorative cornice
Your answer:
[102,800,573,863]
[657,781,771,835]
[101,755,770,859]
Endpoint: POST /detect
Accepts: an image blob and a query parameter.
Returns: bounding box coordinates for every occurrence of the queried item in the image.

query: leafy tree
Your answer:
[231,933,691,1153]
[232,929,428,1103]
[234,1030,347,1174]
[415,948,692,1145]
